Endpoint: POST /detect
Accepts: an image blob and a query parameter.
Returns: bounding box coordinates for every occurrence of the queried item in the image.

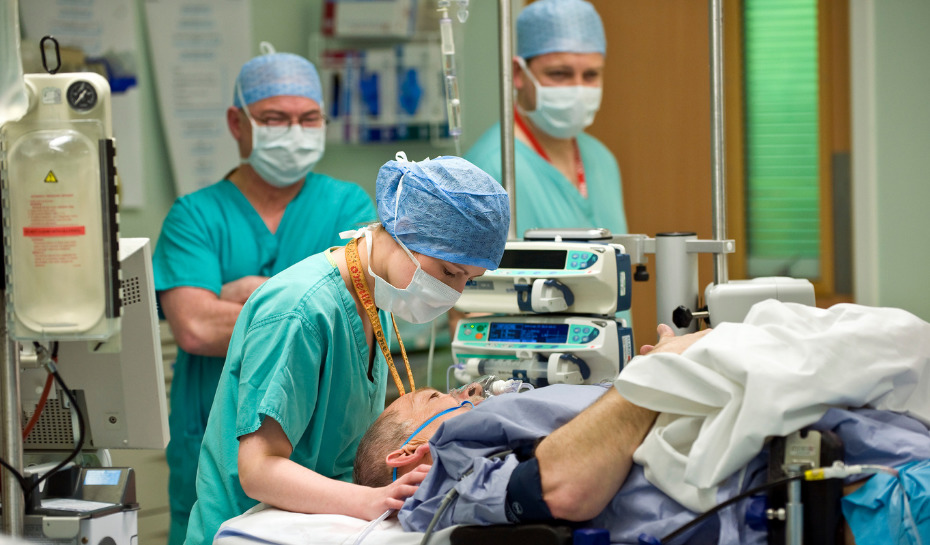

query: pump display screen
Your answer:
[497,249,567,270]
[488,322,569,343]
[84,469,121,486]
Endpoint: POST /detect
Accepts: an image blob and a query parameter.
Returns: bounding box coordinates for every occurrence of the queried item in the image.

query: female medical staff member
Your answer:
[464,0,627,238]
[183,154,510,545]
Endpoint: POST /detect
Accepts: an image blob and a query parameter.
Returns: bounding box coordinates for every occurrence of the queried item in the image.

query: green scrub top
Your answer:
[184,250,389,545]
[464,122,628,237]
[153,173,375,545]
[465,123,632,327]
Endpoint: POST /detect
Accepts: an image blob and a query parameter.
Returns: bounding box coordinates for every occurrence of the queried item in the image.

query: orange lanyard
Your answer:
[514,111,587,198]
[345,237,415,396]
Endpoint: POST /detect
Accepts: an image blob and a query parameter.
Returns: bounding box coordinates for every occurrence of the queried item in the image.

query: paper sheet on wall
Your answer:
[19,0,147,209]
[144,0,251,197]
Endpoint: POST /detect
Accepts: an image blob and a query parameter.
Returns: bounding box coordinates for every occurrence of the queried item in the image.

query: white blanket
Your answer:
[215,504,455,545]
[615,300,930,512]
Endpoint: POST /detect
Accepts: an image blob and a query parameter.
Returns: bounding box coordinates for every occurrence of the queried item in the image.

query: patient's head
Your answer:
[354,384,485,487]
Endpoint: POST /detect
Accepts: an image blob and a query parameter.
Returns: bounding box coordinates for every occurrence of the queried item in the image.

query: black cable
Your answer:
[1,342,80,502]
[26,367,86,497]
[659,474,803,544]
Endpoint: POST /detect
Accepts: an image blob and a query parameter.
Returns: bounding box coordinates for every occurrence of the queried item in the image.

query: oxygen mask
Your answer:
[449,374,528,402]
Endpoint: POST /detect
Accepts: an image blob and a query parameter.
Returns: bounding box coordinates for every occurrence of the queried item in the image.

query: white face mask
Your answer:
[243,122,325,188]
[363,229,461,324]
[236,83,325,188]
[517,57,602,140]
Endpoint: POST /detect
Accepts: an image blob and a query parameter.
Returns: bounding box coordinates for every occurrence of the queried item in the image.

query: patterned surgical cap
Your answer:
[376,153,510,271]
[233,42,323,107]
[517,0,606,59]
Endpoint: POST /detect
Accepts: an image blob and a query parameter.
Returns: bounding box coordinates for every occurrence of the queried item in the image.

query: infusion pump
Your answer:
[455,240,632,316]
[452,315,634,387]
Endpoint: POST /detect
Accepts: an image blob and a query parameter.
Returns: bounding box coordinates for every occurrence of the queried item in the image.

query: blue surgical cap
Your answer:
[517,0,606,59]
[376,155,510,271]
[233,44,323,107]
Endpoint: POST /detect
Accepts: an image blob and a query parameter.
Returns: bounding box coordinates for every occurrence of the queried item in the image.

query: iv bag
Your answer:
[1,72,120,341]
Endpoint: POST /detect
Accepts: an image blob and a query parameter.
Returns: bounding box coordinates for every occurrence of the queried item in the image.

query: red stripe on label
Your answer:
[23,226,86,237]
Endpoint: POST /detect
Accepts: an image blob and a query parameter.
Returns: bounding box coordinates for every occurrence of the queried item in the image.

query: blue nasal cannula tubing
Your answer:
[353,400,475,545]
[393,400,474,482]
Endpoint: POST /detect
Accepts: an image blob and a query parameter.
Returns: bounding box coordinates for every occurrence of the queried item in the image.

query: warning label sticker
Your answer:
[23,192,86,268]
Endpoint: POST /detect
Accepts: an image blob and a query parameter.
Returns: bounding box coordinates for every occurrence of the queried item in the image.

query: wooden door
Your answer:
[586,0,743,347]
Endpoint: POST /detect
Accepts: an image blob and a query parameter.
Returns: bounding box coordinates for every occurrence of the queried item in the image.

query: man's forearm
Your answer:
[535,387,657,520]
[161,287,244,357]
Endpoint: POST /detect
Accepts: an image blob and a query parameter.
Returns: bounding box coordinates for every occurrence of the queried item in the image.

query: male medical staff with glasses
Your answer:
[153,43,375,545]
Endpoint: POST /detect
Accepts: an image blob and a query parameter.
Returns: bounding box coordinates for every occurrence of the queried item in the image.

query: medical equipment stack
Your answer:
[451,229,634,388]
[1,37,168,545]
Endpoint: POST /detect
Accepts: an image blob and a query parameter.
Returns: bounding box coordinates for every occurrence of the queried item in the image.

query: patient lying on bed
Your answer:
[353,301,930,544]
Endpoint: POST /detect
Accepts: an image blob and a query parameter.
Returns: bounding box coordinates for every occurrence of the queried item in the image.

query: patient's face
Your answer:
[390,386,485,441]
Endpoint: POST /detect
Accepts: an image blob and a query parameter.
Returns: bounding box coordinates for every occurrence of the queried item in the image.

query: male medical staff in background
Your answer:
[153,43,376,545]
[464,0,627,238]
[183,154,510,545]
[462,0,630,330]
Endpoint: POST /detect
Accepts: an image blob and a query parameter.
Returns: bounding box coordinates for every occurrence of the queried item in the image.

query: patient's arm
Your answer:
[238,417,430,519]
[534,324,708,521]
[534,388,657,521]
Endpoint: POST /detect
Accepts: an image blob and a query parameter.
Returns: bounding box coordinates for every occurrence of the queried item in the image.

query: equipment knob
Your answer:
[634,264,649,282]
[673,305,694,328]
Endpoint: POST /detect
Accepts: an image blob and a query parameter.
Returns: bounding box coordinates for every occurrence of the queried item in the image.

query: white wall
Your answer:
[851,0,930,321]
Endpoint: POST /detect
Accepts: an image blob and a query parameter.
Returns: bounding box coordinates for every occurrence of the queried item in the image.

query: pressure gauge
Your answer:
[67,80,98,111]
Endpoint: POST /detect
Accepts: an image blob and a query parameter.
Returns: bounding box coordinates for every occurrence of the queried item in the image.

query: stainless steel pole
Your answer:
[655,233,699,335]
[709,0,729,285]
[1,292,25,536]
[498,0,518,241]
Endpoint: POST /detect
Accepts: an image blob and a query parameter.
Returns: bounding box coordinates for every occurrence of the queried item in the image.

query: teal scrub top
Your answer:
[464,122,628,237]
[153,173,375,545]
[184,250,390,545]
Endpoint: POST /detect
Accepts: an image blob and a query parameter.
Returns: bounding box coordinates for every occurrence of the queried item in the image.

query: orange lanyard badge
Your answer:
[345,237,415,396]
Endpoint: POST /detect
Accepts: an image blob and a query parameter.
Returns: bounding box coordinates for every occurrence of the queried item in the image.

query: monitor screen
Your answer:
[497,249,567,270]
[20,238,169,450]
[488,322,569,344]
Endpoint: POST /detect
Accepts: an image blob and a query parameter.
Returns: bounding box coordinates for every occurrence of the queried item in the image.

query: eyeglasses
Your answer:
[246,110,327,133]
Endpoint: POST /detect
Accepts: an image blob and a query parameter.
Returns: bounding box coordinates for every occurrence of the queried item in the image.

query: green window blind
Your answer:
[744,0,820,279]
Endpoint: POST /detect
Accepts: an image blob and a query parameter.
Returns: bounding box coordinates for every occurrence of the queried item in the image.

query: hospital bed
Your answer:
[215,299,930,545]
[215,504,456,545]
[216,505,591,545]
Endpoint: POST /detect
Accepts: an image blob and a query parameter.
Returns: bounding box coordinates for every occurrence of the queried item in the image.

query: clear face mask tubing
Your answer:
[449,374,531,400]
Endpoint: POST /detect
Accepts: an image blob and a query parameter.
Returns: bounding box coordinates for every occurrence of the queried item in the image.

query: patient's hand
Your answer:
[363,463,431,518]
[639,324,712,355]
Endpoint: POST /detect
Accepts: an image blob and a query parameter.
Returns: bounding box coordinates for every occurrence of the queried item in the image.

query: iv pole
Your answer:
[1,292,25,536]
[498,0,517,242]
[709,0,729,287]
